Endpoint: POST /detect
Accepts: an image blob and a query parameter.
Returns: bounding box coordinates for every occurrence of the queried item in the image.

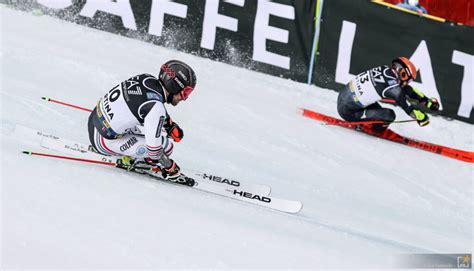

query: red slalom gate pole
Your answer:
[22,151,116,166]
[41,97,93,112]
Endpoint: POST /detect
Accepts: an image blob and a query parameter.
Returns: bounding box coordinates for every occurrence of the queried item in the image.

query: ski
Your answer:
[22,149,302,214]
[301,108,473,163]
[40,136,272,196]
[13,124,271,195]
[132,165,301,213]
[125,168,301,213]
[191,181,302,214]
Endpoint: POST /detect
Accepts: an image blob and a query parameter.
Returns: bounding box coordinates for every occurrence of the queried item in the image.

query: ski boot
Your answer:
[147,162,195,187]
[117,156,195,187]
[116,156,137,171]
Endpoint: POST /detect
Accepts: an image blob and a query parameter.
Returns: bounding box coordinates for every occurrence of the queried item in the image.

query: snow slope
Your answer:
[1,6,472,269]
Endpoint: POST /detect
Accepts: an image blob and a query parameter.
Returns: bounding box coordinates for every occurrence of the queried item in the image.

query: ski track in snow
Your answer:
[1,7,472,269]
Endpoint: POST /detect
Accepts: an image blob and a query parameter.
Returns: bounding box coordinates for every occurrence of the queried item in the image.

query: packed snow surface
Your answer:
[1,7,472,269]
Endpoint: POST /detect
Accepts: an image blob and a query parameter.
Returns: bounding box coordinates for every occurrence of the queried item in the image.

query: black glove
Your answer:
[161,159,181,180]
[420,97,440,112]
[164,118,184,142]
[426,97,440,112]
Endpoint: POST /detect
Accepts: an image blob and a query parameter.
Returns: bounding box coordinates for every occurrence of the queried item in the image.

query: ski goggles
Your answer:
[399,68,413,82]
[394,64,413,84]
[179,85,194,101]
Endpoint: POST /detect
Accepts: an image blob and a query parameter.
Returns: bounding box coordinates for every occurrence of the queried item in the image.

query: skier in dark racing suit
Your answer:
[87,60,196,183]
[337,57,439,131]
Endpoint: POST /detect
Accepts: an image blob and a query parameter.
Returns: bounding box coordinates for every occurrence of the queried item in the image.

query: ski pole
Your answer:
[41,97,93,112]
[22,151,153,171]
[391,120,418,124]
[22,150,116,166]
[326,119,416,126]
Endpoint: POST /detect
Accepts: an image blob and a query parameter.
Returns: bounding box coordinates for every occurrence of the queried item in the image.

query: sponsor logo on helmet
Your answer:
[174,77,185,88]
[178,70,187,81]
[161,64,176,78]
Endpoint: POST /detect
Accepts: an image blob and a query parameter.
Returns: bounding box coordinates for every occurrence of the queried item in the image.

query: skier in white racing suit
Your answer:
[337,57,439,131]
[88,60,196,182]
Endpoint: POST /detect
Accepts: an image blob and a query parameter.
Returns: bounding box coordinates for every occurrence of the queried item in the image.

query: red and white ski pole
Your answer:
[41,97,92,112]
[23,150,116,166]
[22,151,151,171]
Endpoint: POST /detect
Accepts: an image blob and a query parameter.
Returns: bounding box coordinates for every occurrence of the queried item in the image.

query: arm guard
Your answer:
[403,85,428,102]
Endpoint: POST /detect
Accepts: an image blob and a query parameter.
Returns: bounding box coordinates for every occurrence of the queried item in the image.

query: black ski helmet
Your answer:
[159,60,196,101]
